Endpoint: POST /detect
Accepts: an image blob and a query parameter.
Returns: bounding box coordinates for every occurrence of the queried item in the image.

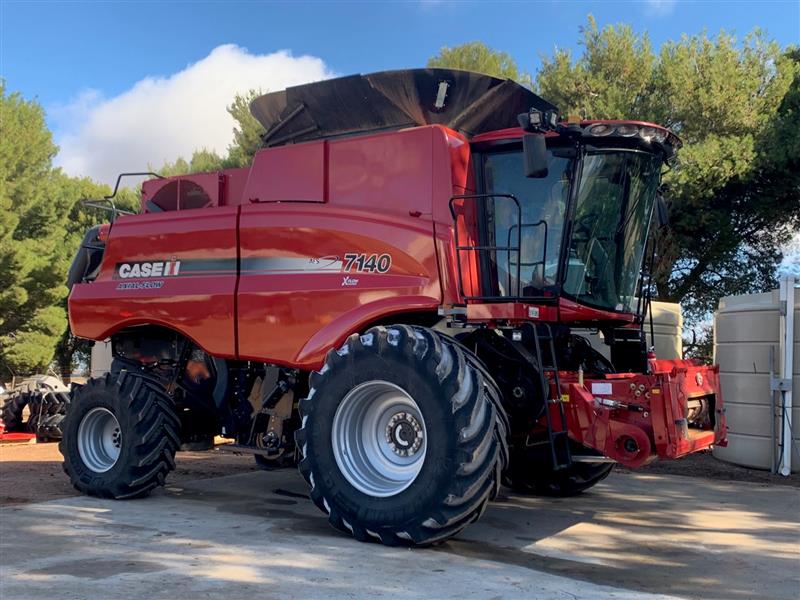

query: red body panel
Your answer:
[236,204,441,368]
[70,207,239,357]
[244,142,327,203]
[72,126,460,368]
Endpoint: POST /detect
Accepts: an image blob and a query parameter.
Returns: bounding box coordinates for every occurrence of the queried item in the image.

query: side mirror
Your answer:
[655,191,669,227]
[522,134,548,178]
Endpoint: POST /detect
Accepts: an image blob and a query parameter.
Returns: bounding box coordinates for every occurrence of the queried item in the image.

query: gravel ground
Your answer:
[0,442,258,505]
[1,440,796,507]
[624,449,799,487]
[3,465,798,600]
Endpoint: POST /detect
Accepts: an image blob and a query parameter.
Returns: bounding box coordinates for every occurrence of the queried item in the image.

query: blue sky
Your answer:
[1,0,798,182]
[4,1,798,107]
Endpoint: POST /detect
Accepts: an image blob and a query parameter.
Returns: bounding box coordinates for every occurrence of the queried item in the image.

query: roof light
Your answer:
[586,123,614,136]
[615,124,638,137]
[518,108,559,133]
[640,126,667,144]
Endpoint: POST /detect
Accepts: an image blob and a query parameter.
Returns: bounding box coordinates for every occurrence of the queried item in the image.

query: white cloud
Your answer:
[644,0,677,16]
[52,45,334,184]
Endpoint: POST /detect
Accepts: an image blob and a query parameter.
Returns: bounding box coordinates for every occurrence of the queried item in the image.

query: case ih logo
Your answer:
[116,260,181,279]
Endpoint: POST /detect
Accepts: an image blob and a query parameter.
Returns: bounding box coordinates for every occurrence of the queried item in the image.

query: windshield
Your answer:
[483,149,573,297]
[563,151,661,312]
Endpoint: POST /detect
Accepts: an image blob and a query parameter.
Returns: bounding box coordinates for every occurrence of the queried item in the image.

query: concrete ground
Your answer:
[1,468,798,600]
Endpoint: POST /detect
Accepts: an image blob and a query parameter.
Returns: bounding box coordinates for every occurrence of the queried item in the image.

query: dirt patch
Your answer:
[620,449,799,487]
[0,442,258,505]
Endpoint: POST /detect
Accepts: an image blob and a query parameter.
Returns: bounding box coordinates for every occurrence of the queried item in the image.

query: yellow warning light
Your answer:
[566,113,581,125]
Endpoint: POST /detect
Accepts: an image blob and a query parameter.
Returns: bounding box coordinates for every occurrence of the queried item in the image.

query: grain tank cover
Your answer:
[250,68,556,147]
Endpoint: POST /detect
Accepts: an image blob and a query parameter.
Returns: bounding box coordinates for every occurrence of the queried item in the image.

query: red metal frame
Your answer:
[69,119,726,465]
[556,359,726,468]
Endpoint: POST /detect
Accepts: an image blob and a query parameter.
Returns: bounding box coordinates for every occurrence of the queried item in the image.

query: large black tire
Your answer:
[295,325,508,546]
[60,372,180,499]
[1,394,29,431]
[503,441,614,497]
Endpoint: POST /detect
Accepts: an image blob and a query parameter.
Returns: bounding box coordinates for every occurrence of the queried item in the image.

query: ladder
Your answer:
[531,323,572,470]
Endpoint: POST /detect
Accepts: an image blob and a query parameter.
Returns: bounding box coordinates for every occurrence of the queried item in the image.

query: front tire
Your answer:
[296,325,508,546]
[60,372,180,499]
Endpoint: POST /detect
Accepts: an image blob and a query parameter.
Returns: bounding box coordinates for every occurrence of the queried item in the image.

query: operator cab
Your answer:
[462,117,680,323]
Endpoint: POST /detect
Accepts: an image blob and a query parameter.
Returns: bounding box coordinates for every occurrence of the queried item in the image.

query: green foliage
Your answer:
[0,84,67,374]
[537,16,655,119]
[155,148,228,178]
[652,34,799,321]
[428,41,531,86]
[0,85,128,374]
[534,18,799,322]
[227,90,265,167]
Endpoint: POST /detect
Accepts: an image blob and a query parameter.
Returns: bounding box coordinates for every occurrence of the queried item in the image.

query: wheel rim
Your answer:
[77,407,122,473]
[332,381,426,498]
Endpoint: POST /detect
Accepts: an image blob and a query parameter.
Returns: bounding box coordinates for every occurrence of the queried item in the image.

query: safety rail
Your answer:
[449,193,521,301]
[449,194,555,303]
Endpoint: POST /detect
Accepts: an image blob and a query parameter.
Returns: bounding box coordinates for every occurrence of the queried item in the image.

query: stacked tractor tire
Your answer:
[0,375,73,442]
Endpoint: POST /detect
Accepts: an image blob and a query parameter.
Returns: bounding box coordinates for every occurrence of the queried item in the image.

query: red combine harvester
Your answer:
[63,69,726,545]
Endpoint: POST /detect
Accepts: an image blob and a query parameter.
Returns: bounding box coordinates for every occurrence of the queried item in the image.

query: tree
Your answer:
[0,85,139,375]
[226,90,265,167]
[0,84,68,374]
[155,148,228,177]
[428,42,531,86]
[649,34,799,321]
[537,16,655,119]
[534,18,800,325]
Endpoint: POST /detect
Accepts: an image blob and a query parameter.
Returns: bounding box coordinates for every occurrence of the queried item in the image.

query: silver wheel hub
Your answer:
[385,412,424,457]
[332,381,427,498]
[77,407,121,473]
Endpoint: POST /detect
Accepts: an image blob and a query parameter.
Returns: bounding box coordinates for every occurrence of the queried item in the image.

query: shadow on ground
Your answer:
[1,468,798,599]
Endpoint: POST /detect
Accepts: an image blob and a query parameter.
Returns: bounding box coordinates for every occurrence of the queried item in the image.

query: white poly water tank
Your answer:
[575,301,683,361]
[713,288,799,471]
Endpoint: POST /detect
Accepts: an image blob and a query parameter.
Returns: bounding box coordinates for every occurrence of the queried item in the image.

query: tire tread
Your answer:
[296,325,508,546]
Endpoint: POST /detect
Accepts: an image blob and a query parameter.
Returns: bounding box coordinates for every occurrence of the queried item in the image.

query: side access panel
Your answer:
[69,207,239,357]
[237,204,442,369]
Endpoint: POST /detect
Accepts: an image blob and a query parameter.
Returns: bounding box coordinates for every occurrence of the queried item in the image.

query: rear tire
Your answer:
[60,372,180,499]
[503,441,614,497]
[254,452,295,470]
[296,325,507,546]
